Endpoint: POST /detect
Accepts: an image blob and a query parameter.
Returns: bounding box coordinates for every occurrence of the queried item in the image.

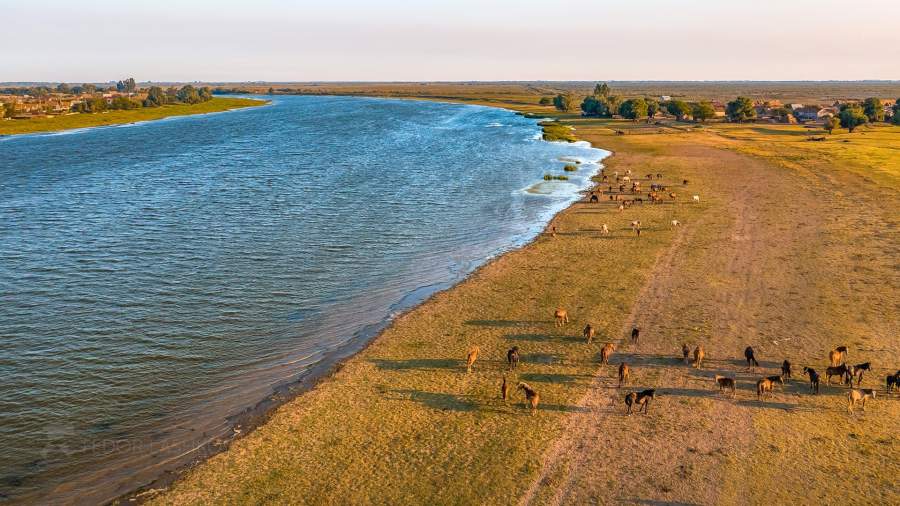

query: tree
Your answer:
[666,100,692,121]
[646,98,659,119]
[268,87,277,96]
[199,87,213,101]
[823,116,839,134]
[691,101,716,122]
[893,98,900,125]
[593,82,610,98]
[3,102,16,118]
[553,93,575,112]
[124,77,137,93]
[177,85,201,104]
[839,105,867,133]
[862,97,884,122]
[725,96,756,122]
[619,98,648,121]
[580,95,610,117]
[82,83,96,94]
[144,86,167,107]
[116,80,125,92]
[71,85,84,95]
[110,96,139,110]
[56,83,71,94]
[606,95,622,116]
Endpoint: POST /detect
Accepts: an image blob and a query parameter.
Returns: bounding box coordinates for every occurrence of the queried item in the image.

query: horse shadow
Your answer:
[370,358,460,372]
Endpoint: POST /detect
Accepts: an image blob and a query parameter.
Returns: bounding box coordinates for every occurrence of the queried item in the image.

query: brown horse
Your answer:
[583,324,595,344]
[714,375,736,397]
[600,343,615,365]
[554,308,569,326]
[466,346,479,373]
[618,362,630,388]
[682,343,691,364]
[756,378,775,400]
[624,389,655,415]
[518,382,540,415]
[693,345,705,369]
[829,346,848,366]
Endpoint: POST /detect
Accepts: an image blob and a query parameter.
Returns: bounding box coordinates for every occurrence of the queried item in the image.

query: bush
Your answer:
[563,164,578,172]
[543,174,569,181]
[538,96,553,105]
[539,121,576,142]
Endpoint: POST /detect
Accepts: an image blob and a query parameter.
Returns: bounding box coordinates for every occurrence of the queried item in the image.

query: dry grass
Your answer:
[149,85,899,505]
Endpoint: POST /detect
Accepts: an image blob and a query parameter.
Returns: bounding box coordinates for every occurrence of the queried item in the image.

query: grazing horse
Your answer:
[618,362,630,388]
[554,308,569,326]
[583,324,595,344]
[630,327,640,343]
[683,179,689,185]
[466,346,480,373]
[682,343,691,364]
[765,375,785,389]
[624,389,655,415]
[507,346,520,370]
[848,362,871,387]
[693,345,705,369]
[589,194,599,203]
[714,375,736,397]
[781,360,792,379]
[744,346,760,368]
[518,382,540,415]
[803,367,820,394]
[826,364,850,386]
[756,378,775,400]
[600,343,615,365]
[600,224,610,235]
[847,389,875,413]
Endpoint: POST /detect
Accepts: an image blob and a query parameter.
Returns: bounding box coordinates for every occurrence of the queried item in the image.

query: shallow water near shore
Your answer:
[0,95,607,503]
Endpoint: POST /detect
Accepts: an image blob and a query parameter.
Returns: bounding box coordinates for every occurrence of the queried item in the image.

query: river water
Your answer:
[0,95,608,503]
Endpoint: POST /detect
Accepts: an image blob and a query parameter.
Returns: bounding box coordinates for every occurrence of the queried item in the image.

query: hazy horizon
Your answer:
[3,0,900,82]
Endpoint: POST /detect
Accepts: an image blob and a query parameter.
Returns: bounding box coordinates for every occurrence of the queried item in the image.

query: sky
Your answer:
[3,0,899,82]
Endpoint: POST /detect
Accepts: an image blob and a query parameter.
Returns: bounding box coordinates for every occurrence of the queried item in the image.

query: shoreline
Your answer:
[7,96,608,505]
[0,97,268,137]
[117,98,611,504]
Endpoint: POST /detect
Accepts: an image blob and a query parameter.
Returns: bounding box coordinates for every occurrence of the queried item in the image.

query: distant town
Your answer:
[0,78,215,120]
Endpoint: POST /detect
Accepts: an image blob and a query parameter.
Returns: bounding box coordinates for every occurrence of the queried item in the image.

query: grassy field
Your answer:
[148,85,898,505]
[0,97,266,136]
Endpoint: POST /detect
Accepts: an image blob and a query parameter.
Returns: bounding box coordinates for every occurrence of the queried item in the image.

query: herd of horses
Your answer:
[470,312,899,416]
[462,170,898,416]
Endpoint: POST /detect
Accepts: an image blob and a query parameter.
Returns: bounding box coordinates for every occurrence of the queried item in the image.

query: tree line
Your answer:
[2,79,214,117]
[540,83,900,131]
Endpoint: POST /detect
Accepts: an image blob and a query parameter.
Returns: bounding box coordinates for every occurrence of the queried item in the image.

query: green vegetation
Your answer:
[666,100,692,121]
[539,121,576,142]
[552,94,575,112]
[726,96,756,122]
[563,164,578,171]
[862,97,884,122]
[538,96,553,106]
[0,98,266,136]
[543,173,569,180]
[823,116,840,133]
[839,104,868,133]
[619,98,648,121]
[691,101,716,122]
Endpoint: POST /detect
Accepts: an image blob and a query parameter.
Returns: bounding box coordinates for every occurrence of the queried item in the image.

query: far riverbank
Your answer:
[0,97,267,136]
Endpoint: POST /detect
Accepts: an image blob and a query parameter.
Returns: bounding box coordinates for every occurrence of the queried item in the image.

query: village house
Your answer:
[794,105,822,122]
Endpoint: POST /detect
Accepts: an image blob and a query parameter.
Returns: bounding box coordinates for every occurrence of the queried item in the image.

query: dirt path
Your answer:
[519,141,899,505]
